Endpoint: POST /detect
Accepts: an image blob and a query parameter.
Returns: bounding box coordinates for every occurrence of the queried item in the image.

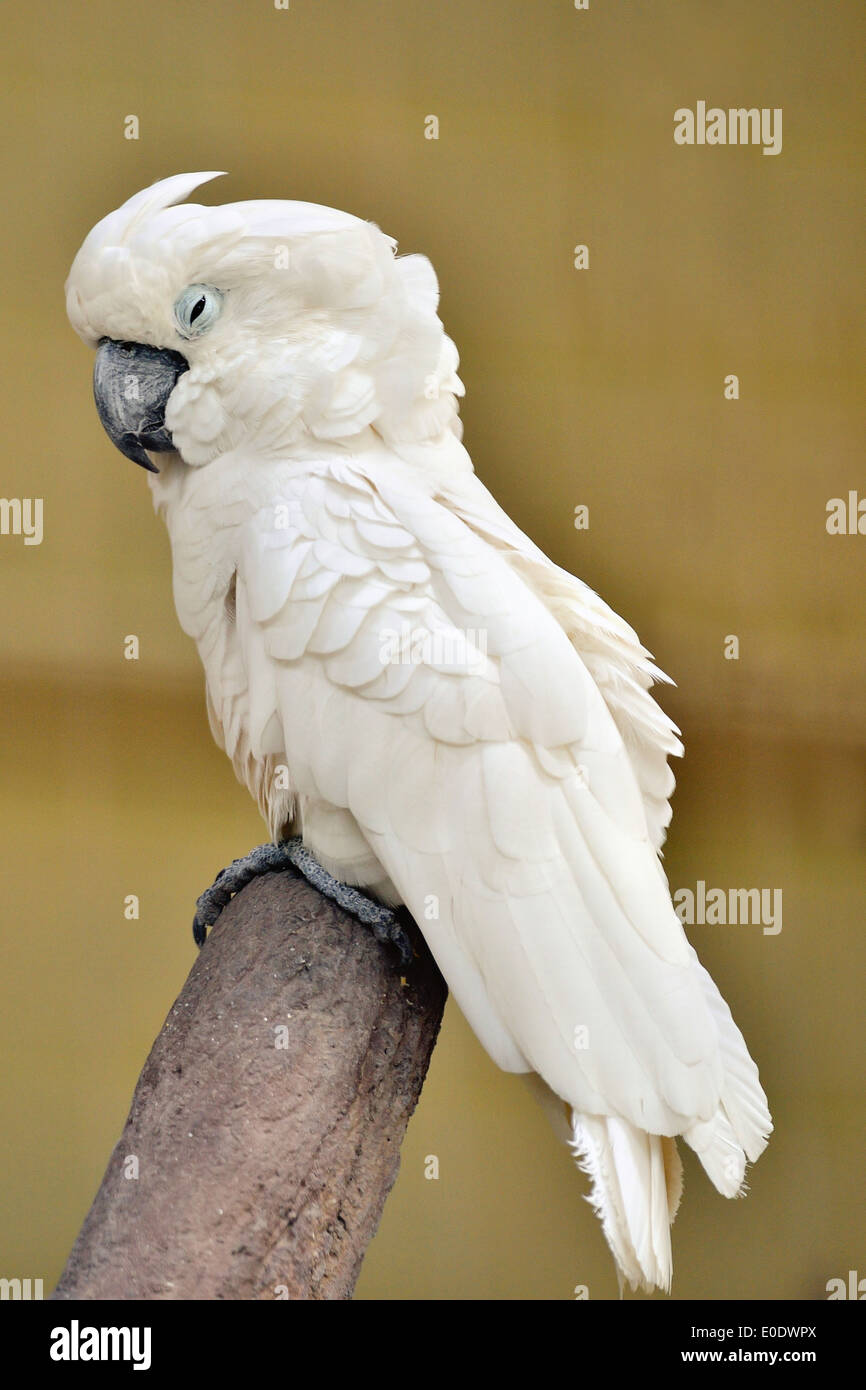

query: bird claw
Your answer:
[192,838,413,965]
[358,905,414,967]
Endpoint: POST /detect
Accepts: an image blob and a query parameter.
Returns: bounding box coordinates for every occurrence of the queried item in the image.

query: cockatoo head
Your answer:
[66,172,463,470]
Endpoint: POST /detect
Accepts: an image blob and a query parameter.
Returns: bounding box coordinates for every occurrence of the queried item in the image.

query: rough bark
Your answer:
[52,871,447,1300]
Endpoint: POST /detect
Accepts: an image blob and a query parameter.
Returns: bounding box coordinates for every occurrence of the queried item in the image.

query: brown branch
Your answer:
[51,871,447,1300]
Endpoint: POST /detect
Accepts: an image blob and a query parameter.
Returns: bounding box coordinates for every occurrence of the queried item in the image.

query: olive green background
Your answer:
[1,0,863,1299]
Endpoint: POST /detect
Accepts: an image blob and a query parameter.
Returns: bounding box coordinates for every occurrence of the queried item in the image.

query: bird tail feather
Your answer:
[570,1112,683,1293]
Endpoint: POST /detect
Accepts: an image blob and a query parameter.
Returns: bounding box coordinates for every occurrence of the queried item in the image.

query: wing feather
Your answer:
[224,457,740,1138]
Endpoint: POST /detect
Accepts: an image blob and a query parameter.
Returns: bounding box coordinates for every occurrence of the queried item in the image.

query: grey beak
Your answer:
[93,338,189,472]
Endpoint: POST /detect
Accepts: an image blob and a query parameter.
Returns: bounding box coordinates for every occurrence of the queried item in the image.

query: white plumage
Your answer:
[66,173,772,1293]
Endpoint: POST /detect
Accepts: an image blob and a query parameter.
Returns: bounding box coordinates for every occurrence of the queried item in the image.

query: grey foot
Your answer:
[192,838,413,964]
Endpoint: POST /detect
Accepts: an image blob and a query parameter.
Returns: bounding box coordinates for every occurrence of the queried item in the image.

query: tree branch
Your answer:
[52,871,447,1300]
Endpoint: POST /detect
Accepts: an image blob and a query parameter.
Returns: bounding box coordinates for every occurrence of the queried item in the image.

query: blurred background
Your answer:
[0,0,863,1299]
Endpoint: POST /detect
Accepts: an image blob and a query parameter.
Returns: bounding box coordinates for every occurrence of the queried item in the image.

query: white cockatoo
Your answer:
[66,172,771,1294]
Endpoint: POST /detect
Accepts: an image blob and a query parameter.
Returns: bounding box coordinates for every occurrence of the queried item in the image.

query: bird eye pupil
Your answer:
[174,284,222,338]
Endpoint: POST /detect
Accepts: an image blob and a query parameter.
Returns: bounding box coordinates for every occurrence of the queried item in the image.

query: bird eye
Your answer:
[174,284,223,339]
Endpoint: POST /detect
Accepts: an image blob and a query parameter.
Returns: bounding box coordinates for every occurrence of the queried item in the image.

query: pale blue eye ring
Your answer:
[173,284,223,339]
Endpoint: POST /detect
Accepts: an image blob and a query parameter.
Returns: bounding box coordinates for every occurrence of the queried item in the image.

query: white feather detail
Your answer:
[570,1113,680,1293]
